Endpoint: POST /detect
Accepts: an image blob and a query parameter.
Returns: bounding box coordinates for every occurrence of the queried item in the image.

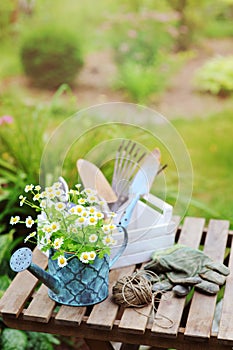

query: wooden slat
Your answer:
[0,248,48,317]
[55,305,86,326]
[87,265,136,329]
[185,219,230,340]
[151,216,206,337]
[119,304,152,334]
[23,284,55,323]
[217,235,233,342]
[119,216,181,334]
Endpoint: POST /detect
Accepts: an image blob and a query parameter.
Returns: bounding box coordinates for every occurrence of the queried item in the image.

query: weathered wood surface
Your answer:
[87,265,135,329]
[217,234,233,343]
[55,305,86,326]
[1,217,233,350]
[184,219,229,340]
[151,216,206,337]
[23,284,56,323]
[0,248,48,317]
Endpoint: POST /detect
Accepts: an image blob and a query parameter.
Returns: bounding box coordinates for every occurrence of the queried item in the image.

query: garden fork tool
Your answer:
[118,148,161,229]
[111,140,147,211]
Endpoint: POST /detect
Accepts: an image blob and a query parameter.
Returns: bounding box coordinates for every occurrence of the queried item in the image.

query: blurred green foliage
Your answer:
[0,1,15,39]
[20,25,84,89]
[194,56,233,96]
[0,328,60,350]
[173,109,233,225]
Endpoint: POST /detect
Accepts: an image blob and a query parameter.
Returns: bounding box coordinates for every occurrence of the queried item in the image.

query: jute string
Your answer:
[112,270,174,329]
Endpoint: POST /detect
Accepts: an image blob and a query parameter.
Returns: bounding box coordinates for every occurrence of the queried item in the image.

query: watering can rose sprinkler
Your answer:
[9,179,128,306]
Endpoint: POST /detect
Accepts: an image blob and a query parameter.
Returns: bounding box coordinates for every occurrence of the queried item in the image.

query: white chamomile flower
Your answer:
[95,212,104,220]
[19,195,26,206]
[88,207,96,215]
[50,222,60,232]
[46,186,54,193]
[40,199,47,209]
[54,189,64,197]
[42,225,52,234]
[55,202,66,211]
[25,216,35,228]
[24,231,36,243]
[75,205,84,214]
[102,235,114,246]
[52,182,62,190]
[102,224,111,234]
[75,184,82,189]
[35,185,41,191]
[40,191,47,198]
[47,191,56,199]
[57,255,67,268]
[83,188,92,194]
[78,198,86,205]
[10,216,20,225]
[33,193,41,201]
[88,216,97,226]
[53,237,64,249]
[70,226,78,234]
[69,206,76,214]
[109,223,116,231]
[89,233,98,243]
[88,251,96,261]
[80,210,87,217]
[111,238,117,246]
[25,184,34,192]
[80,252,90,264]
[87,195,98,203]
[76,216,86,226]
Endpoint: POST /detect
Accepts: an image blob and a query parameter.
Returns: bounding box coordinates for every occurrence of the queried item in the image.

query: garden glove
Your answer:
[144,244,230,296]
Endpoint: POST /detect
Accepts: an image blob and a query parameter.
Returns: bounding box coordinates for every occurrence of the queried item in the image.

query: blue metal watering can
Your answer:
[10,225,128,307]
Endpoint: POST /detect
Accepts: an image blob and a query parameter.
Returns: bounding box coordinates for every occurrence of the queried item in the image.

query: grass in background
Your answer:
[0,39,22,79]
[173,109,233,225]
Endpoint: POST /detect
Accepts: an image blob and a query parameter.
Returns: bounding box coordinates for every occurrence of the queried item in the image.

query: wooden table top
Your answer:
[1,216,233,350]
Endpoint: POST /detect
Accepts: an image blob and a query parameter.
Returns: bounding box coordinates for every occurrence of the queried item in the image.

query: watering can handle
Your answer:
[109,224,128,268]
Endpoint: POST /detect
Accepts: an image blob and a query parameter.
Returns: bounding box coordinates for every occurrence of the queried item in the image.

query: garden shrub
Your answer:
[111,21,172,66]
[0,328,60,350]
[116,61,162,103]
[1,329,27,350]
[194,55,233,96]
[109,17,175,102]
[20,25,84,89]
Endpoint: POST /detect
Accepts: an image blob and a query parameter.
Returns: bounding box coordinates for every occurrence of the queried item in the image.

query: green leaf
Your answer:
[0,231,13,264]
[51,250,63,260]
[0,274,11,297]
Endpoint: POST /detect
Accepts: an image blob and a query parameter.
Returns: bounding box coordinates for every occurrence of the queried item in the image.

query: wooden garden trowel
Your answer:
[77,159,117,204]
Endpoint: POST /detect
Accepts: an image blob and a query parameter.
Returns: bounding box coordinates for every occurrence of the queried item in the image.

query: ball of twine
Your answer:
[112,270,157,308]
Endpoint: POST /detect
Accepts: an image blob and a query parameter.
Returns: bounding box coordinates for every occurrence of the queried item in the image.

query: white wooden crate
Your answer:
[110,193,176,269]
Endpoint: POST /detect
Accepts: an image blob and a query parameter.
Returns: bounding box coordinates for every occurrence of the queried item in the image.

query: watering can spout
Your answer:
[10,247,60,294]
